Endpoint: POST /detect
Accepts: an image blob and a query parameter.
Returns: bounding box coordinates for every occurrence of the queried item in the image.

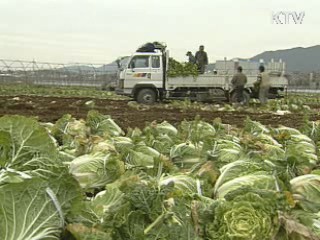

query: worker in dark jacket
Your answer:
[195,45,208,74]
[186,51,196,64]
[231,66,247,103]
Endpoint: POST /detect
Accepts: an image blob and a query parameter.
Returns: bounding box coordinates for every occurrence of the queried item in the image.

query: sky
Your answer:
[0,0,319,64]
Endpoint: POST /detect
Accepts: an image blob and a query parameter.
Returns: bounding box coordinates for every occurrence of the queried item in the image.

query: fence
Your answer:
[286,71,320,93]
[0,59,319,92]
[0,59,118,88]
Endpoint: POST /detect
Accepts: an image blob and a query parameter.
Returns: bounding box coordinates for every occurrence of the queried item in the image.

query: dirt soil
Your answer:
[0,95,319,130]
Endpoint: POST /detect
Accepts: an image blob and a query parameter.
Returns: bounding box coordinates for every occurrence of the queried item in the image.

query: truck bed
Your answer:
[167,73,287,90]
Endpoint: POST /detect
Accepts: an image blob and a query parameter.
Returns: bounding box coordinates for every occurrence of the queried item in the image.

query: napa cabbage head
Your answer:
[291,174,320,213]
[208,193,279,240]
[179,119,216,144]
[215,173,279,199]
[86,110,124,138]
[69,153,125,189]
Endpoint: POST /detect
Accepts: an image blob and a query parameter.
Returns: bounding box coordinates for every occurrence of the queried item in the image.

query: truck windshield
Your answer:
[129,56,149,68]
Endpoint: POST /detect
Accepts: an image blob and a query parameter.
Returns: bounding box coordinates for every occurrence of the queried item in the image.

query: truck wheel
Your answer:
[136,88,157,104]
[230,91,250,104]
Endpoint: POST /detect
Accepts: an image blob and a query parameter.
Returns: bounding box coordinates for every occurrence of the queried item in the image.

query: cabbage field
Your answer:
[0,85,320,239]
[1,106,320,239]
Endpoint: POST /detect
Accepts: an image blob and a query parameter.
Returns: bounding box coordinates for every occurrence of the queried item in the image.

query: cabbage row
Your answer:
[0,111,320,240]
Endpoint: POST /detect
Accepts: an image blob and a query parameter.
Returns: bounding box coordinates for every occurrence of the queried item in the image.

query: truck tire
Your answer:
[230,91,250,104]
[136,88,157,104]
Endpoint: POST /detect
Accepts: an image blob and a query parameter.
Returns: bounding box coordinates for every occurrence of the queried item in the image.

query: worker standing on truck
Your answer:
[186,51,196,64]
[231,66,247,103]
[195,45,208,74]
[257,65,270,104]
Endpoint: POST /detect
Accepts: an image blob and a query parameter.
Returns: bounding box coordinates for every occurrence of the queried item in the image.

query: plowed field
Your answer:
[0,95,319,130]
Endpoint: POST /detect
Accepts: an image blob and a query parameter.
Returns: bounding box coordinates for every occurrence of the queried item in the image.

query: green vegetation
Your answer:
[288,93,320,105]
[127,97,317,116]
[0,84,128,100]
[1,112,320,239]
[167,58,199,78]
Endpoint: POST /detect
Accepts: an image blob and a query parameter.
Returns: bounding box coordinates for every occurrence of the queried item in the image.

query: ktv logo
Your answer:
[272,11,305,24]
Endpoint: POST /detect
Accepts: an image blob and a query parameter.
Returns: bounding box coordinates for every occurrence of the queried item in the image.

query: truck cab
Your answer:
[117,51,166,104]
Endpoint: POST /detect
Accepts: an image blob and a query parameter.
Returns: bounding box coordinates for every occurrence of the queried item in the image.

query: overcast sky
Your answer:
[0,0,318,64]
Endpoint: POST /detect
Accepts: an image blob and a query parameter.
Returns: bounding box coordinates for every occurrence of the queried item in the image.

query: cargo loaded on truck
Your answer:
[116,42,288,104]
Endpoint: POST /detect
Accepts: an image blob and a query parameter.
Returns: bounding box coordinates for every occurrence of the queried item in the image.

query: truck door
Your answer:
[124,55,151,89]
[150,55,163,81]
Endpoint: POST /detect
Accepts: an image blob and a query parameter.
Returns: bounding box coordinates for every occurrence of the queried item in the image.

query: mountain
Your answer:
[97,61,118,73]
[96,57,130,73]
[62,62,119,75]
[60,46,320,74]
[62,65,97,72]
[250,45,320,72]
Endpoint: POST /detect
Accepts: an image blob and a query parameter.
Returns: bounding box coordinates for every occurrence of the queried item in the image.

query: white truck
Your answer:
[116,43,288,104]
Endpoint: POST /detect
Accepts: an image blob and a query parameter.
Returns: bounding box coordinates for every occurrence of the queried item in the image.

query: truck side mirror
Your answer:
[116,59,121,68]
[130,61,135,69]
